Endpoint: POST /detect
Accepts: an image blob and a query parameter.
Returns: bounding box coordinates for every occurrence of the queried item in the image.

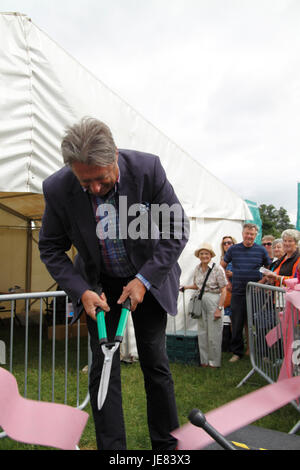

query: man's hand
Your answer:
[117,278,146,311]
[81,289,110,321]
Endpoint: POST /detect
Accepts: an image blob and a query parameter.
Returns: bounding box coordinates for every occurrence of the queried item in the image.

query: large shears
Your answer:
[96,297,131,410]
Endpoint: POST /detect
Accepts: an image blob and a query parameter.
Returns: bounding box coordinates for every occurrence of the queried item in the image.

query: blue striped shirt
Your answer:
[90,187,151,290]
[224,242,271,295]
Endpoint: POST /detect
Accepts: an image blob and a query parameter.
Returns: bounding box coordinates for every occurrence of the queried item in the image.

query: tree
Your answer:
[259,204,295,238]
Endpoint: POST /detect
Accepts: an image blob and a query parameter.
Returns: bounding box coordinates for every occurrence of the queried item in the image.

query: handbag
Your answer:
[224,290,232,308]
[188,263,215,319]
[224,284,232,308]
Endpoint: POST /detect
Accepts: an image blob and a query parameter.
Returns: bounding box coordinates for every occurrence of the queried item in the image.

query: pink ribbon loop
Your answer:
[0,367,89,450]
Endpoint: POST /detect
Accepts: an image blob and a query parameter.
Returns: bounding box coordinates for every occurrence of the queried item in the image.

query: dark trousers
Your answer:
[230,294,247,357]
[86,275,179,450]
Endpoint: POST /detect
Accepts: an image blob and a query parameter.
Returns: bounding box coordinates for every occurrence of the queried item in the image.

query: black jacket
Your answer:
[271,249,299,276]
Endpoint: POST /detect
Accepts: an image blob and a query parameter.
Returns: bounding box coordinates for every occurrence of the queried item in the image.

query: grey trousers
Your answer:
[197,292,224,367]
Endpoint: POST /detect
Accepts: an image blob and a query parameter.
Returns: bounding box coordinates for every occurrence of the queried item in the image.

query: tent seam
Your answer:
[19,14,34,192]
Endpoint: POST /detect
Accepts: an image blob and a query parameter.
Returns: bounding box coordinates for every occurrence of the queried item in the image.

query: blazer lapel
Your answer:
[117,153,139,207]
[117,153,139,251]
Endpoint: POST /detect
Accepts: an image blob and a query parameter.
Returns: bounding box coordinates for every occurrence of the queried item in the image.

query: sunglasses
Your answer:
[262,242,272,247]
[223,241,233,246]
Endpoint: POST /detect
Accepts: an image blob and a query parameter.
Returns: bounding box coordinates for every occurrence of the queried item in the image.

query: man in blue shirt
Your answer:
[221,223,271,362]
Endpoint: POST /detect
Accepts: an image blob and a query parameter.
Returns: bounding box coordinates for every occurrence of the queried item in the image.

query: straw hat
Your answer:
[194,243,216,259]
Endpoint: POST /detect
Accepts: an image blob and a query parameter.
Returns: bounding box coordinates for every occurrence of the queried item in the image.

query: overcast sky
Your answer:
[1,0,300,223]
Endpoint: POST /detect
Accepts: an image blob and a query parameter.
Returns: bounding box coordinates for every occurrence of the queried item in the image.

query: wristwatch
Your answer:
[217,306,223,311]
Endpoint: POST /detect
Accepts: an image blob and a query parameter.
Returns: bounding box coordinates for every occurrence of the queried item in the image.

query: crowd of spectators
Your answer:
[180,224,300,368]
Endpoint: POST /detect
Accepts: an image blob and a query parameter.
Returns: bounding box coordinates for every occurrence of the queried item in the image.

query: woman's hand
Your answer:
[266,272,278,282]
[214,308,222,320]
[226,270,232,279]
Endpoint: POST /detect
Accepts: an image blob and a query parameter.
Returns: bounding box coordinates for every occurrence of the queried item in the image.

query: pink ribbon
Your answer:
[0,367,89,450]
[265,312,283,348]
[171,376,300,450]
[265,279,300,381]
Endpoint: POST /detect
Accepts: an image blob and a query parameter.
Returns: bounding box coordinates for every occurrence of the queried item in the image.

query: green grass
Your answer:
[0,322,299,450]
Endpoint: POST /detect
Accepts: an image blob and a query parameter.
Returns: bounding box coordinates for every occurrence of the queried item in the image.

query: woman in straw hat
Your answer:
[181,243,227,367]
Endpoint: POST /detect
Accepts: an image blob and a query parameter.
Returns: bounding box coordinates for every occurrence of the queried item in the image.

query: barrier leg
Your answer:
[289,420,300,435]
[236,367,255,388]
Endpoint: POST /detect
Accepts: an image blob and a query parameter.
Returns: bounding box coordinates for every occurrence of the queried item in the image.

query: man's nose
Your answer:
[90,181,102,194]
[90,181,101,194]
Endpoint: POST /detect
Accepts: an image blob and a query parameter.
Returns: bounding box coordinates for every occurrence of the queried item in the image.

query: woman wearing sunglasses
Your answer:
[220,236,236,352]
[220,236,237,289]
[261,235,275,262]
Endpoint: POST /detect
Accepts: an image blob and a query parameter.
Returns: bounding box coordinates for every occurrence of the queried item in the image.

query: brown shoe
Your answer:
[229,354,240,363]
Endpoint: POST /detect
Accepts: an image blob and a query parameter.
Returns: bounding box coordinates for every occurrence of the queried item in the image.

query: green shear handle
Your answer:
[96,297,131,345]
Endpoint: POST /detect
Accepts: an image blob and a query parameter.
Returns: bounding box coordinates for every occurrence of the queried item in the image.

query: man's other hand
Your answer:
[117,278,146,311]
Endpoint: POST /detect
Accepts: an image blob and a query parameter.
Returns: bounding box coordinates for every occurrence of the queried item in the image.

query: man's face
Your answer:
[72,159,119,197]
[242,228,257,247]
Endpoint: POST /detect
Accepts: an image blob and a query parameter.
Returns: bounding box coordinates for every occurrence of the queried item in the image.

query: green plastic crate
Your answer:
[166,330,200,365]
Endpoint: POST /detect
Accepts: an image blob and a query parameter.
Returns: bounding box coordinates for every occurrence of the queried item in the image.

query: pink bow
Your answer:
[0,367,89,450]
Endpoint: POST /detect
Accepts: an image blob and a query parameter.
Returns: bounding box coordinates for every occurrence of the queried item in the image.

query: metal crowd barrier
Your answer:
[0,291,91,441]
[238,281,300,434]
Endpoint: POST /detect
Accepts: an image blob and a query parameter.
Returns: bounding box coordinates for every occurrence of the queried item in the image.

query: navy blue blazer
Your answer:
[39,150,189,320]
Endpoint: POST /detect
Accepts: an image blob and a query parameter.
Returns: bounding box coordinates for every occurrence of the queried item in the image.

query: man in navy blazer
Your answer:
[39,117,189,450]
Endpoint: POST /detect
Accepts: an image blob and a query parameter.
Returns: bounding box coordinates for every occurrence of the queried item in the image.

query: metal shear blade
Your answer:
[97,342,120,410]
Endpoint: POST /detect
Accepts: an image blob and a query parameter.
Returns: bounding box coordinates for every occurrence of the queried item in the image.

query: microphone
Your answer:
[188,409,236,450]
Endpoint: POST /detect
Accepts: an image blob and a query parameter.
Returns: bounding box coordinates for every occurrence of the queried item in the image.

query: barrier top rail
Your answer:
[246,281,286,294]
[0,291,67,302]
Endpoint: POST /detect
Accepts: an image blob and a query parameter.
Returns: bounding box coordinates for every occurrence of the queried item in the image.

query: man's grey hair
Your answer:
[281,228,300,243]
[242,223,258,232]
[61,117,117,166]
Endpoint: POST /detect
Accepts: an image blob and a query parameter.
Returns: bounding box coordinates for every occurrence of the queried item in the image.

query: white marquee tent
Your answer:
[0,12,252,349]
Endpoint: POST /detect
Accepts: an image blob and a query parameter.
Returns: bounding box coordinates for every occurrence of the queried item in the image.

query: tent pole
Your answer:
[25,220,33,293]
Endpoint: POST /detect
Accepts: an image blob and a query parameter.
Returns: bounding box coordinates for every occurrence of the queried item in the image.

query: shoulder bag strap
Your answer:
[198,263,215,300]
